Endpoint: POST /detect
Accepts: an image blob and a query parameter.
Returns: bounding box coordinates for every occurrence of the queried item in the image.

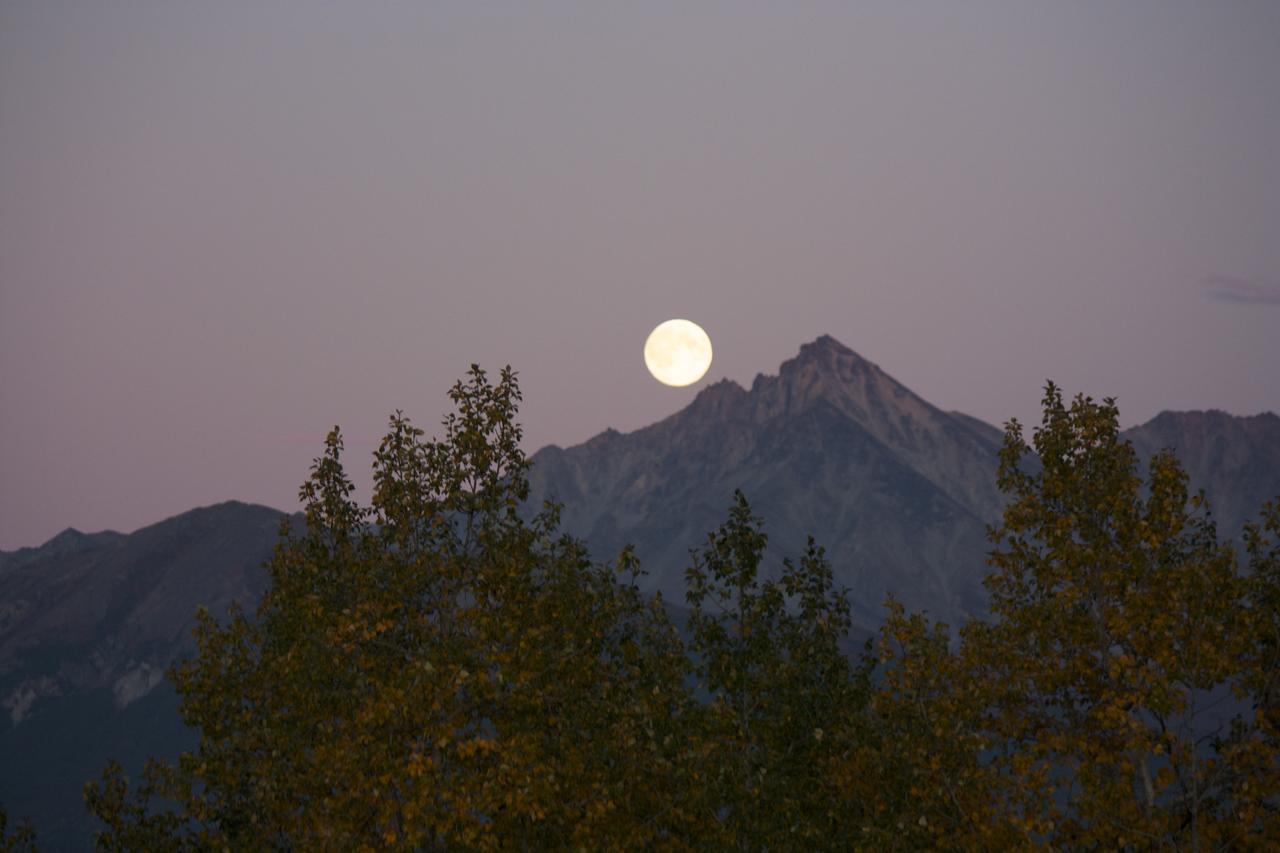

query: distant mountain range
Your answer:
[527,336,1280,628]
[3,336,1277,848]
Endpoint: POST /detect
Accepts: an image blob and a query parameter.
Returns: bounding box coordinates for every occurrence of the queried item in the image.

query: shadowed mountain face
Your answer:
[0,502,289,850]
[1,502,287,720]
[2,337,1276,847]
[0,529,125,575]
[1125,409,1280,537]
[528,336,1007,629]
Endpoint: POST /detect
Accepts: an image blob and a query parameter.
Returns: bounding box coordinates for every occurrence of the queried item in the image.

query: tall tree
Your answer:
[833,598,1021,849]
[86,367,699,849]
[1218,500,1280,838]
[867,384,1280,847]
[83,371,1278,848]
[683,491,869,848]
[0,806,37,853]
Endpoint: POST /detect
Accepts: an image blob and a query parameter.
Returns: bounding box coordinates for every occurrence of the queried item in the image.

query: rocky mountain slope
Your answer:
[528,336,1008,629]
[1125,409,1280,537]
[529,338,1280,630]
[0,529,125,575]
[0,502,289,849]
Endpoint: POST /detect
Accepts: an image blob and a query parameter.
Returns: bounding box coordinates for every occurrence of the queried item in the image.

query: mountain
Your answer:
[2,337,1276,847]
[0,528,124,575]
[528,335,1007,629]
[1124,409,1280,537]
[528,338,1280,629]
[0,502,289,850]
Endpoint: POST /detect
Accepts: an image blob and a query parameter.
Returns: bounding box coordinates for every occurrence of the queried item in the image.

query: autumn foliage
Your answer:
[84,371,1279,849]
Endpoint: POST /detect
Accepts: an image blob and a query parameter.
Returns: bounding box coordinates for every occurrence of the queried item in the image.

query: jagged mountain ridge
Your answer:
[1,502,287,713]
[0,502,290,849]
[528,336,1006,628]
[0,528,124,575]
[528,337,1280,630]
[1126,409,1280,535]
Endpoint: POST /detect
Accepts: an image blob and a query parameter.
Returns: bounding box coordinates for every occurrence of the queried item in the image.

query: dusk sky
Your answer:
[2,2,1278,549]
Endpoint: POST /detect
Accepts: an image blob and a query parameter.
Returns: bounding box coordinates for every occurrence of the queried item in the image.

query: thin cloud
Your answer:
[1201,275,1280,306]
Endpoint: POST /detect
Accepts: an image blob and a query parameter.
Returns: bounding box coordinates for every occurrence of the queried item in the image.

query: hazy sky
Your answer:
[3,1,1278,549]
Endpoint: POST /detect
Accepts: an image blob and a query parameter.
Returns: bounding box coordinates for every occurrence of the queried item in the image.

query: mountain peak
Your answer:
[792,334,862,364]
[45,527,87,546]
[746,336,890,414]
[800,333,853,356]
[1146,409,1279,428]
[690,376,747,406]
[39,527,102,556]
[533,335,1008,529]
[781,335,879,382]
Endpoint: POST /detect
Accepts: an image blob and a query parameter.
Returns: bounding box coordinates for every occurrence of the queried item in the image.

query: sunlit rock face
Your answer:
[112,661,167,709]
[4,676,59,725]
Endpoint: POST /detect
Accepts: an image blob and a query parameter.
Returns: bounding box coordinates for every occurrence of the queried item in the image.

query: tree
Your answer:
[86,366,700,849]
[979,383,1280,845]
[1217,500,1280,838]
[0,806,37,853]
[682,491,869,848]
[84,369,1277,848]
[869,383,1279,847]
[831,599,1021,850]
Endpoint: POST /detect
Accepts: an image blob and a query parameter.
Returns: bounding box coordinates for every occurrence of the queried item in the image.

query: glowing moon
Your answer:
[643,319,713,387]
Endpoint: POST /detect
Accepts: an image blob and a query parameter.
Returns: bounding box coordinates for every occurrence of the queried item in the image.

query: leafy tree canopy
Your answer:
[863,384,1280,848]
[0,806,37,853]
[82,375,1279,849]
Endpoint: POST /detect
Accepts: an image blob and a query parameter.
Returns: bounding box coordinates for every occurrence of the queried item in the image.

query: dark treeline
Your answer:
[6,366,1273,850]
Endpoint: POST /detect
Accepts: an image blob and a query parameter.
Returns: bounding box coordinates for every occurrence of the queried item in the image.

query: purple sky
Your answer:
[3,2,1278,550]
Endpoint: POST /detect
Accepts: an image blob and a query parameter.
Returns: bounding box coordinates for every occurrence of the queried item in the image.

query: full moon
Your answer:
[643,319,713,387]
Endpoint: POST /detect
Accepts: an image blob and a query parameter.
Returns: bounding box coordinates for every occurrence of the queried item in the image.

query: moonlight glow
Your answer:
[643,320,713,387]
